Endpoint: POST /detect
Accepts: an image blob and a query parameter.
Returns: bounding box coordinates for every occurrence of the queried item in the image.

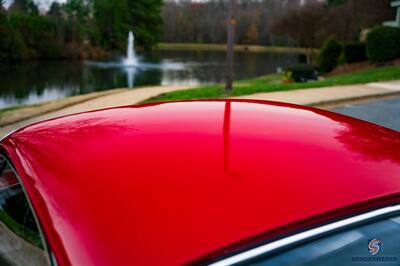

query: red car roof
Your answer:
[2,100,400,266]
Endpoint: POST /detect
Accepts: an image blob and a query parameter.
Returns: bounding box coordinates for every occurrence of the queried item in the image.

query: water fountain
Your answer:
[84,31,184,89]
[124,31,139,66]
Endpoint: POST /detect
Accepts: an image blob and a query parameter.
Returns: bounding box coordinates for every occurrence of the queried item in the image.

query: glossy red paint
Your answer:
[1,100,400,266]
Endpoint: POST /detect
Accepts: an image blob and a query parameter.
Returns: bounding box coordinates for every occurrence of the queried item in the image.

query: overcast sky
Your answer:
[4,0,66,9]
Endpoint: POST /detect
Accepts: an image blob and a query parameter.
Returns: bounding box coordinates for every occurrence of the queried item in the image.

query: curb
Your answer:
[311,91,400,109]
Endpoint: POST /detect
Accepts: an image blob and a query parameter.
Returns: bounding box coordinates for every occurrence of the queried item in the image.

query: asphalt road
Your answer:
[333,96,400,131]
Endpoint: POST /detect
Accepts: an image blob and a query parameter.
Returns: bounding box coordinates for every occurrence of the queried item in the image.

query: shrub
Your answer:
[318,36,342,73]
[366,26,400,63]
[0,26,27,60]
[285,64,318,83]
[343,42,367,63]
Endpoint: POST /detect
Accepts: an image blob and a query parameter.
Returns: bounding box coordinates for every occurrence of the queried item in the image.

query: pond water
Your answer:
[0,50,300,109]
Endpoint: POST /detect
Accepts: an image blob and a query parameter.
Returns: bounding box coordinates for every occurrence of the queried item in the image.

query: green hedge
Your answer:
[343,42,367,63]
[318,36,342,73]
[366,26,400,63]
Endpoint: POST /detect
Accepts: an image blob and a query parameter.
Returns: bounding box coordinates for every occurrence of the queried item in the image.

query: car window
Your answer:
[247,215,400,266]
[0,156,51,266]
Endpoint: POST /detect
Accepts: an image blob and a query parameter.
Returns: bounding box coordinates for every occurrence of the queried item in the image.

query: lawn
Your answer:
[0,103,43,120]
[144,65,400,103]
[0,105,25,119]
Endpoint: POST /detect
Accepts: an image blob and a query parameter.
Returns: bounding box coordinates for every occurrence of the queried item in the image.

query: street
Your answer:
[333,96,400,131]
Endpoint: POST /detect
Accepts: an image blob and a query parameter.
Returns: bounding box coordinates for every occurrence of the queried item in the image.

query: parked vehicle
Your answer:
[0,100,399,266]
[285,64,319,83]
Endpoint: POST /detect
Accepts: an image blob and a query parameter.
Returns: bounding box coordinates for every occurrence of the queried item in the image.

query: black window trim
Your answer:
[208,203,400,266]
[0,152,57,266]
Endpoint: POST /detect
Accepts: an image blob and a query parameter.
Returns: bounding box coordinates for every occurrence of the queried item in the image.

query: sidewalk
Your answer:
[233,80,400,106]
[1,81,400,138]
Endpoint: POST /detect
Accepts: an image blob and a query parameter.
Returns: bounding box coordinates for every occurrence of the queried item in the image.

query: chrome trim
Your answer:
[209,204,400,266]
[0,129,18,142]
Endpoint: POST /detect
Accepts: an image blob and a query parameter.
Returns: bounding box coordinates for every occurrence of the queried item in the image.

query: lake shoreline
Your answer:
[0,50,300,108]
[157,43,318,54]
[0,43,314,64]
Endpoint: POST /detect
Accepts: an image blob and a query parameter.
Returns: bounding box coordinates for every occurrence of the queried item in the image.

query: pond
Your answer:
[0,50,300,109]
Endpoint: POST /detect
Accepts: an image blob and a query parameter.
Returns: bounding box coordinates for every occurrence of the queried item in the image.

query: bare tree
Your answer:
[161,0,298,45]
[161,0,394,49]
[272,2,325,62]
[324,0,395,42]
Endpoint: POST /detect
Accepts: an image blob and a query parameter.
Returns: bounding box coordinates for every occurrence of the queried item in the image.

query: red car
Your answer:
[0,100,399,266]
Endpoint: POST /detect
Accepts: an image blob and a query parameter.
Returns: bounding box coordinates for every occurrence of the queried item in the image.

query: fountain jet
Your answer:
[124,31,138,66]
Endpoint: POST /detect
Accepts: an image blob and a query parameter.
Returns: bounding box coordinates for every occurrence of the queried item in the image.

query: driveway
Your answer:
[333,96,400,131]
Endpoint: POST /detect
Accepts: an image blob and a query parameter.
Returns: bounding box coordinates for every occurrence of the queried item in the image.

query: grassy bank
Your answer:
[0,105,33,118]
[157,43,316,54]
[145,65,400,103]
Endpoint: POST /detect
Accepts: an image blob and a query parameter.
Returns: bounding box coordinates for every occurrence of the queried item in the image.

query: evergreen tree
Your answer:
[9,0,39,15]
[48,2,64,42]
[94,0,130,50]
[93,0,163,51]
[48,2,63,17]
[65,0,91,23]
[127,0,164,49]
[0,0,6,25]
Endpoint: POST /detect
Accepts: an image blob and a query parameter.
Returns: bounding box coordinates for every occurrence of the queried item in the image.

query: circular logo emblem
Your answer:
[368,239,381,256]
